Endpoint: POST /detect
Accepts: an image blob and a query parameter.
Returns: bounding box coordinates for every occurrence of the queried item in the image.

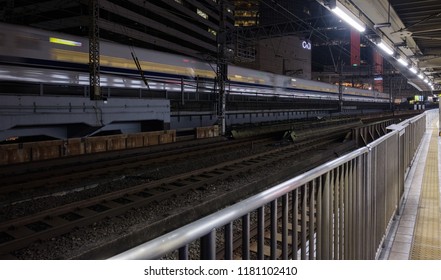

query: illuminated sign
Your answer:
[49,37,82,47]
[414,95,423,101]
[302,41,311,50]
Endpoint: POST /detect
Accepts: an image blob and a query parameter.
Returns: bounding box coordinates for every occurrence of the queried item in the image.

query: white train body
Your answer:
[0,23,389,103]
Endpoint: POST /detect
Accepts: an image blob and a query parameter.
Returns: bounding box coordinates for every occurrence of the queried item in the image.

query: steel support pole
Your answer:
[89,0,101,100]
[338,59,343,112]
[217,0,227,135]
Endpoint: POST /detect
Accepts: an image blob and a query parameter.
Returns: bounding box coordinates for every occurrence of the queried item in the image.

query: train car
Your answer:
[0,22,389,103]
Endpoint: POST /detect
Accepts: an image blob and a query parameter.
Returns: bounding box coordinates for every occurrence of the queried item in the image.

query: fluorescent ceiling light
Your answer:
[332,6,366,32]
[424,78,429,83]
[418,73,424,79]
[409,67,418,74]
[377,42,394,56]
[397,58,408,66]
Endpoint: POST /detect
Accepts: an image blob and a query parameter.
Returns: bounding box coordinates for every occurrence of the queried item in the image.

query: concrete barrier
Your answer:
[0,130,176,165]
[195,125,219,139]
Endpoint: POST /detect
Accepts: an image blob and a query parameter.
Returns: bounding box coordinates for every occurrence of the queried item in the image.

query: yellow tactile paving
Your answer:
[410,128,441,259]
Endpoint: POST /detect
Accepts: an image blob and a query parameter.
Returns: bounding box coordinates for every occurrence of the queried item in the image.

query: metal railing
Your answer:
[110,111,430,260]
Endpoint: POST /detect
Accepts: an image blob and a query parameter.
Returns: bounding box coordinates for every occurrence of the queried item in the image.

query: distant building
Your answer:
[231,0,312,79]
[234,0,259,26]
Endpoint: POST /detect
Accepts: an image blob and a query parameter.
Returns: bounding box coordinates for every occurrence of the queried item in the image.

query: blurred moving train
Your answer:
[0,23,389,103]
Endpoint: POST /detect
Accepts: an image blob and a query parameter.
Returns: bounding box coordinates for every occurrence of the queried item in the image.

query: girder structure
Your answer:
[233,21,310,41]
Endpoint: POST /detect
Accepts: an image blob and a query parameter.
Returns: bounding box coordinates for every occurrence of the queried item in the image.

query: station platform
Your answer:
[381,116,441,260]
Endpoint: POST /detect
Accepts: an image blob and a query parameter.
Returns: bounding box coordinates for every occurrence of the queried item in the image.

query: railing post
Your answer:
[200,229,216,260]
[292,188,299,260]
[282,194,289,260]
[301,186,307,259]
[242,214,250,260]
[321,172,331,259]
[309,181,316,260]
[224,222,233,260]
[257,207,265,260]
[271,200,277,259]
[179,245,188,260]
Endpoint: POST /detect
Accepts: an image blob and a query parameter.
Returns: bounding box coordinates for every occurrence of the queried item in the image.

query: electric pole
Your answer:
[338,58,343,112]
[217,0,228,135]
[89,0,101,100]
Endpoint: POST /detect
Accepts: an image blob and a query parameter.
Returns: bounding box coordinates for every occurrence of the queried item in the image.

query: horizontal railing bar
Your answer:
[110,145,370,260]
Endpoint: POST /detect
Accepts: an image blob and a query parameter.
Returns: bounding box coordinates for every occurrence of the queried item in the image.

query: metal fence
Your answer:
[110,111,429,260]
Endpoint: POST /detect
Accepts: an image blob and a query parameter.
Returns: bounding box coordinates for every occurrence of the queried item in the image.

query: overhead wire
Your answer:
[257,0,353,61]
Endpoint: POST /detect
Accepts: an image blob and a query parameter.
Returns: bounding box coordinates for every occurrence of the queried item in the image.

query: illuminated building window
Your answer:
[233,0,259,27]
[174,0,182,4]
[208,28,217,36]
[197,9,208,19]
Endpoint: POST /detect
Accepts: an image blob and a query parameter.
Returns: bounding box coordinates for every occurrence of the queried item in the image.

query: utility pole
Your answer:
[388,74,393,111]
[338,58,343,112]
[89,0,101,100]
[217,0,228,135]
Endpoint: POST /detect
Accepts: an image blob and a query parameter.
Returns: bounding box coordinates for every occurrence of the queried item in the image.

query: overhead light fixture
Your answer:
[377,41,394,56]
[418,73,424,79]
[331,2,366,32]
[424,78,429,83]
[397,57,408,66]
[409,67,418,74]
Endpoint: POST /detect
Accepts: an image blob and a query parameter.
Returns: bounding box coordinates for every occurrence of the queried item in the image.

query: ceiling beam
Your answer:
[409,26,441,34]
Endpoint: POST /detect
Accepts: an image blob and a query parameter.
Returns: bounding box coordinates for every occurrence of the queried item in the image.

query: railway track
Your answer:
[0,118,359,197]
[0,132,344,257]
[0,136,274,195]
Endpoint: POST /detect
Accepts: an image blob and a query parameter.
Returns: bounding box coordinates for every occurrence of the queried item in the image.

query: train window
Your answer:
[49,37,82,47]
[16,36,40,50]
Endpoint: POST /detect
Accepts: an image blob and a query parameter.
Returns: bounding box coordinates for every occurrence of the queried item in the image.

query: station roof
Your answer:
[328,0,441,91]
